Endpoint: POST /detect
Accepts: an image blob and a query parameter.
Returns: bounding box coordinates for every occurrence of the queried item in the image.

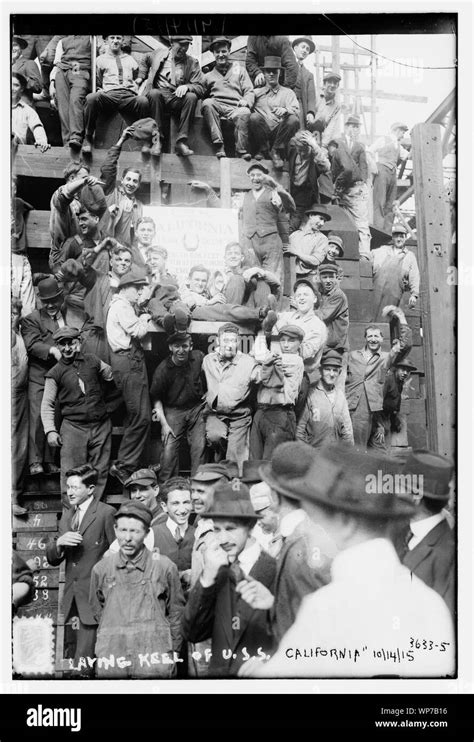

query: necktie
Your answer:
[71,506,80,532]
[229,560,245,585]
[405,527,414,551]
[174,526,183,545]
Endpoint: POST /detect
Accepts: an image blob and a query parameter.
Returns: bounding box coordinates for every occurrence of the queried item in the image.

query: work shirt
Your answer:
[96,52,139,92]
[369,133,409,171]
[314,94,342,147]
[106,294,154,352]
[54,35,91,72]
[12,100,48,145]
[203,350,259,414]
[372,244,420,298]
[296,381,354,448]
[150,350,206,410]
[203,63,255,108]
[289,225,328,276]
[256,354,303,406]
[253,84,299,131]
[316,284,349,351]
[276,311,328,385]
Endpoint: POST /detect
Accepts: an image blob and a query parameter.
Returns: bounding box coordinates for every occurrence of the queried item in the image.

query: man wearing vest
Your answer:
[369,122,410,232]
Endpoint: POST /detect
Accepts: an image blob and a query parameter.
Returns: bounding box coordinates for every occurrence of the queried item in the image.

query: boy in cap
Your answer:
[369,122,411,231]
[249,56,300,169]
[241,444,454,678]
[202,37,254,159]
[136,35,205,157]
[297,349,353,449]
[11,73,50,151]
[182,479,276,677]
[371,223,420,321]
[325,233,345,262]
[41,326,114,505]
[292,36,317,130]
[150,330,207,483]
[46,464,116,677]
[12,36,43,101]
[381,354,417,440]
[315,260,349,377]
[331,115,371,259]
[250,323,304,459]
[90,500,185,678]
[286,205,331,283]
[287,130,331,231]
[82,35,148,154]
[314,70,342,149]
[106,267,156,482]
[397,450,455,618]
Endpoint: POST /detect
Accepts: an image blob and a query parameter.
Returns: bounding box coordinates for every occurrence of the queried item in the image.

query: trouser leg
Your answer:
[224,274,247,305]
[111,351,151,473]
[350,389,372,448]
[383,168,398,232]
[84,90,115,138]
[229,106,251,153]
[186,404,208,476]
[59,419,89,508]
[54,68,71,144]
[372,168,387,230]
[192,303,260,325]
[159,406,189,482]
[12,388,29,498]
[226,412,252,472]
[117,90,149,125]
[252,233,283,277]
[67,70,90,143]
[146,89,168,133]
[272,114,300,156]
[340,183,371,259]
[167,91,198,141]
[28,378,51,466]
[262,409,296,458]
[201,98,224,144]
[249,112,271,155]
[249,410,265,460]
[87,418,112,500]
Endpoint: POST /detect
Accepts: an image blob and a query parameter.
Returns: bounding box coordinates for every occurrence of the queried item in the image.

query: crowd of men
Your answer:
[12,33,453,681]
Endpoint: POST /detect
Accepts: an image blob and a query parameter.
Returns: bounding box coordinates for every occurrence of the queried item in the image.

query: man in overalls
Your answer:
[371,223,420,321]
[90,501,185,679]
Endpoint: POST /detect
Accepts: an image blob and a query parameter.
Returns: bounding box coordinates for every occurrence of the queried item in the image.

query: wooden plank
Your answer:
[220,157,232,208]
[360,277,373,290]
[343,88,428,103]
[15,551,55,570]
[412,124,454,458]
[340,276,360,291]
[13,511,58,532]
[16,601,58,621]
[345,289,375,322]
[32,570,60,589]
[16,534,52,552]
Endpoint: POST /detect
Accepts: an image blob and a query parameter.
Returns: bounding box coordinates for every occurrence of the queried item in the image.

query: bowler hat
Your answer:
[124,468,158,488]
[292,36,316,54]
[323,70,342,83]
[247,162,269,175]
[241,460,269,484]
[259,441,316,501]
[293,277,317,295]
[114,500,153,528]
[393,356,417,372]
[320,349,343,367]
[318,259,339,275]
[327,234,344,255]
[192,463,230,483]
[402,450,453,501]
[169,35,193,44]
[53,326,81,343]
[262,56,282,70]
[209,36,232,52]
[117,267,149,288]
[202,480,261,521]
[345,115,361,127]
[37,277,63,301]
[12,36,28,49]
[392,223,408,234]
[288,444,415,519]
[12,72,28,89]
[305,205,331,221]
[278,324,305,341]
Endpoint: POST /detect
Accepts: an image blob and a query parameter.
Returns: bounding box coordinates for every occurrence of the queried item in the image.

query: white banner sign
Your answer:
[143,206,239,290]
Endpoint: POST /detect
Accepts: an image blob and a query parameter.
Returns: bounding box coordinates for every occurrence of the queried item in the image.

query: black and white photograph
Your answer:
[5,1,471,717]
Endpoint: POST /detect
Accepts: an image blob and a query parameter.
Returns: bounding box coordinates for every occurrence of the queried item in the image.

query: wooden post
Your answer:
[149,157,162,207]
[220,157,232,208]
[411,123,455,459]
[370,36,376,139]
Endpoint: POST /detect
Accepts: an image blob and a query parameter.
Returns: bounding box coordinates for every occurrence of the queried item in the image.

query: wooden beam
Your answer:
[412,123,455,459]
[343,89,428,103]
[317,44,373,58]
[219,157,232,208]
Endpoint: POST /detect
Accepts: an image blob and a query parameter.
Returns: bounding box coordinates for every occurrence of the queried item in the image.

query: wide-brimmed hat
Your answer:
[124,468,158,488]
[288,444,415,519]
[241,460,269,484]
[37,277,63,301]
[292,36,316,54]
[305,205,331,221]
[209,36,232,52]
[262,56,282,70]
[12,36,28,49]
[393,356,417,372]
[202,480,261,521]
[259,441,316,501]
[402,450,453,501]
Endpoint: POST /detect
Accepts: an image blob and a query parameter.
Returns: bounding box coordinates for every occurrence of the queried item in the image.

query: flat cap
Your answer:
[318,259,339,274]
[191,463,230,482]
[323,70,341,83]
[305,204,331,221]
[167,331,192,344]
[209,36,232,51]
[124,468,158,488]
[169,35,193,44]
[114,500,152,528]
[391,122,409,132]
[293,277,317,295]
[247,162,269,175]
[250,482,274,511]
[320,349,343,367]
[53,327,81,343]
[345,114,361,126]
[278,324,305,341]
[392,223,408,234]
[117,267,149,288]
[327,234,344,250]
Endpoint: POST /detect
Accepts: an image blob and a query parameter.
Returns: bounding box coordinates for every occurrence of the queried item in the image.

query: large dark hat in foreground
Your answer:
[241,460,269,484]
[201,480,261,520]
[12,36,28,49]
[402,450,453,501]
[287,444,415,519]
[259,441,316,501]
[37,277,64,301]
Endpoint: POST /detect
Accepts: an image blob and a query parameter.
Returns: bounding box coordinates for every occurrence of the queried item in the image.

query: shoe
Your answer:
[163,313,176,335]
[141,143,151,156]
[81,137,92,155]
[44,463,60,474]
[109,463,128,485]
[150,139,162,157]
[271,150,284,170]
[174,306,190,333]
[215,144,226,159]
[175,141,194,157]
[238,151,252,161]
[68,139,82,150]
[13,502,28,517]
[262,309,278,335]
[29,463,44,476]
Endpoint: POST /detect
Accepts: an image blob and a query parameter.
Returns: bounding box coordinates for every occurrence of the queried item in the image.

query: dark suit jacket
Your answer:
[152,522,196,572]
[138,48,205,97]
[271,521,330,644]
[46,499,116,625]
[182,549,276,677]
[13,56,43,96]
[331,137,369,192]
[401,519,455,618]
[295,64,317,125]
